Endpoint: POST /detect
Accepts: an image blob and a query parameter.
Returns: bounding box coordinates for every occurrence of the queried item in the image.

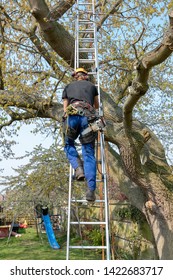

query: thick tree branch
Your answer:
[28,0,75,67]
[123,11,173,131]
[0,90,63,122]
[49,0,75,21]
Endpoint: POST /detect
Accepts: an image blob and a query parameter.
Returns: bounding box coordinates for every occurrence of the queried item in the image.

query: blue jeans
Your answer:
[64,115,96,191]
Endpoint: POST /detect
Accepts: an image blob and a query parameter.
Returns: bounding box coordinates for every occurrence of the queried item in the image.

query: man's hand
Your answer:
[62,112,67,122]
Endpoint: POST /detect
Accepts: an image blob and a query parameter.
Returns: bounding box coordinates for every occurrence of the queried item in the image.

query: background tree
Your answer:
[1,0,173,259]
[1,144,69,220]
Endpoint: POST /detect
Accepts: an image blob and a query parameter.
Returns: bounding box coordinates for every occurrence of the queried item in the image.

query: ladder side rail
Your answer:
[92,0,102,115]
[92,0,111,259]
[66,165,73,260]
[100,132,110,259]
[74,28,77,70]
[74,1,77,70]
[74,0,77,69]
[76,0,80,68]
[70,245,107,249]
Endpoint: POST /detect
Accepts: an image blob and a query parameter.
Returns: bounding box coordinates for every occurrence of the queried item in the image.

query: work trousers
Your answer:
[64,115,96,191]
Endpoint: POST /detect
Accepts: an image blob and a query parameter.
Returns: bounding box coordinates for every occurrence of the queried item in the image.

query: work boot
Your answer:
[75,166,85,181]
[86,190,96,202]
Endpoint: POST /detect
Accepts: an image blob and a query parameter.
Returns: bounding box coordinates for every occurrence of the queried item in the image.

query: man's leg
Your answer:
[64,115,84,180]
[64,137,84,180]
[64,137,78,169]
[82,142,96,201]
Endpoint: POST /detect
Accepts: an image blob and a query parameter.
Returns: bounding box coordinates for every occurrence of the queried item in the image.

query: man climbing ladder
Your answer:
[62,67,100,202]
[65,0,110,260]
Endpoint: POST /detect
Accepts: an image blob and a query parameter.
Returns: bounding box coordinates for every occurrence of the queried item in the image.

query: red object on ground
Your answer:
[19,222,27,229]
[0,226,10,238]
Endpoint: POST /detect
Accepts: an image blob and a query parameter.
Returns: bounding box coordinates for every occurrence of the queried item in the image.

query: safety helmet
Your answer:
[72,67,88,77]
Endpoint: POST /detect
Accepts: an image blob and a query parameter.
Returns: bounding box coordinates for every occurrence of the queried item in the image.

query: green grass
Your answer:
[0,228,102,260]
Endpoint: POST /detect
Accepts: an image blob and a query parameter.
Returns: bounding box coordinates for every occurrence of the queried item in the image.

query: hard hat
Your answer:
[72,67,88,76]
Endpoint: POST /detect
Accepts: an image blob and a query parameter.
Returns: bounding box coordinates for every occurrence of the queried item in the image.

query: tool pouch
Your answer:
[66,126,78,140]
[79,130,97,144]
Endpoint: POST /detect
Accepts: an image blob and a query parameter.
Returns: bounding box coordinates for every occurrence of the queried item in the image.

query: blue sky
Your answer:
[0,124,52,192]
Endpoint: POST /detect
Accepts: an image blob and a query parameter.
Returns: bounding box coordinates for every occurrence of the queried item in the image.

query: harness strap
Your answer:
[71,101,94,111]
[66,104,84,116]
[66,101,96,119]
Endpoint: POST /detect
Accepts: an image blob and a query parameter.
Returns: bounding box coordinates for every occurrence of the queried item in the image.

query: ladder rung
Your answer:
[79,29,94,33]
[70,221,106,225]
[79,59,95,63]
[71,199,105,203]
[79,48,95,52]
[78,3,93,6]
[79,20,92,23]
[79,38,94,42]
[79,11,93,14]
[96,179,104,182]
[69,246,107,249]
[88,71,97,75]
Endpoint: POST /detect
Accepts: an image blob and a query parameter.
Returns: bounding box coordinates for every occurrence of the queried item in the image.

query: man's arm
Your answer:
[63,98,69,113]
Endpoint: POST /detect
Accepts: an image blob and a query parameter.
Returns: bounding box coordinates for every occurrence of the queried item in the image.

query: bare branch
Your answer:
[131,25,146,60]
[97,0,123,31]
[123,11,173,130]
[0,108,37,130]
[0,17,5,90]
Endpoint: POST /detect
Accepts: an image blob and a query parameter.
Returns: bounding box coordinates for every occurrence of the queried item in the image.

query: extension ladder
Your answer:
[66,0,110,260]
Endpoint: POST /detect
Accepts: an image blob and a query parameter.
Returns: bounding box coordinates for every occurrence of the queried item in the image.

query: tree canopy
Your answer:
[1,0,173,259]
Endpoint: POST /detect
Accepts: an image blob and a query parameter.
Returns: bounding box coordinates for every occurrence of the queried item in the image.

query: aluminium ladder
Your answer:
[66,0,110,260]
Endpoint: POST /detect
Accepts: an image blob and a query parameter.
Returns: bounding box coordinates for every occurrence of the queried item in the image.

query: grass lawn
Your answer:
[0,227,102,260]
